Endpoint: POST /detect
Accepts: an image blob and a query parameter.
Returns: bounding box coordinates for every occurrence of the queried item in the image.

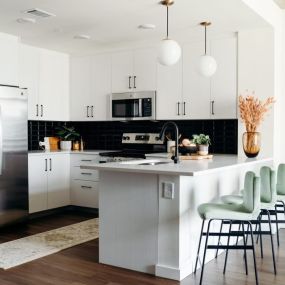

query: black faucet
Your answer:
[159,122,179,164]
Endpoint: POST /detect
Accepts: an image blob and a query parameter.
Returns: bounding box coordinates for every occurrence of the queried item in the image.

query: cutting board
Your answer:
[180,154,213,160]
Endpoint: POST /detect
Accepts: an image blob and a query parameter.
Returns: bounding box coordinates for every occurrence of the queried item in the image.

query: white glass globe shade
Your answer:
[197,55,217,77]
[158,39,181,66]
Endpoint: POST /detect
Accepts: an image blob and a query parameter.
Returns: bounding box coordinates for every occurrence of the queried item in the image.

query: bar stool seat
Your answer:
[194,171,260,285]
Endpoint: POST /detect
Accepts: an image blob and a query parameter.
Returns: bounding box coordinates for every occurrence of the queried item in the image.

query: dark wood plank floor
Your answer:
[0,212,284,285]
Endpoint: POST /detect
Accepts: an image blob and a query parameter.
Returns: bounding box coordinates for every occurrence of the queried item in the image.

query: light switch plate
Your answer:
[162,182,175,199]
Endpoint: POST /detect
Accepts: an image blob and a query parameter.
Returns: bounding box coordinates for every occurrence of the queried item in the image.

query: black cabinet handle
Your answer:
[87,106,90,118]
[36,104,39,117]
[128,76,132,89]
[91,106,94,117]
[133,76,137,89]
[49,158,52,171]
[45,159,47,172]
[81,172,92,175]
[177,102,180,116]
[183,102,186,115]
[40,105,43,117]
[81,186,92,189]
[211,101,215,115]
[81,159,92,162]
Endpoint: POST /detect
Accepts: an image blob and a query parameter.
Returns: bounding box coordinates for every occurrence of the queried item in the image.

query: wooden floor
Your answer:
[0,212,284,285]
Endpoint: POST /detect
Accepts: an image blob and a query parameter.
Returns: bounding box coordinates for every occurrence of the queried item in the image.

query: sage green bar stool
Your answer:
[275,164,285,237]
[194,171,260,285]
[220,166,277,274]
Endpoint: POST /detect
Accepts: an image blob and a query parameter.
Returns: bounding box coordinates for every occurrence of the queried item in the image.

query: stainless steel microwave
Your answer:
[110,91,156,121]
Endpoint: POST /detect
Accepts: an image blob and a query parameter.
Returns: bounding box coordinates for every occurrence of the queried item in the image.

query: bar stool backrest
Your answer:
[243,171,260,213]
[277,164,285,195]
[260,166,276,203]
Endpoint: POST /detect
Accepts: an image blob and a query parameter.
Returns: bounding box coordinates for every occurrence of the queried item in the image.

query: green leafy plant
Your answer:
[192,134,211,145]
[56,125,80,141]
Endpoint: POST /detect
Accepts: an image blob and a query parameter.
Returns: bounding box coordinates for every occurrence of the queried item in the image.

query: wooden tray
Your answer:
[180,154,213,160]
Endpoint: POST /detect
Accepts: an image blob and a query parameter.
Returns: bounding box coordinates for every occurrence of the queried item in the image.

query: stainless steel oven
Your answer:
[110,91,156,121]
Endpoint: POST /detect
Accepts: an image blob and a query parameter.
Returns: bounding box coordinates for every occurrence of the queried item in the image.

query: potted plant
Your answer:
[192,134,211,155]
[56,125,80,151]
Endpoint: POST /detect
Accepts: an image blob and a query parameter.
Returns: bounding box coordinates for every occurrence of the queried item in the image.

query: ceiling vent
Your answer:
[24,8,56,18]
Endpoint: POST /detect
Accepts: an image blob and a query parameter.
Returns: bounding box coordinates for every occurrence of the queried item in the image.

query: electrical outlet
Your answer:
[162,182,175,199]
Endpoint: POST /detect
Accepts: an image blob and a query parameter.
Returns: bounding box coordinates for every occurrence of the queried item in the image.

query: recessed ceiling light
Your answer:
[16,17,36,24]
[138,24,156,30]
[74,34,91,40]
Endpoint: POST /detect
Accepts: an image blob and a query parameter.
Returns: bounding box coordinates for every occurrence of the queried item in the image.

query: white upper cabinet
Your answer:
[156,58,183,120]
[0,33,19,86]
[183,41,211,119]
[19,45,69,121]
[70,54,111,121]
[210,37,237,119]
[39,49,69,121]
[111,48,157,93]
[133,48,157,91]
[19,44,40,120]
[70,56,91,121]
[90,54,111,121]
[111,51,133,93]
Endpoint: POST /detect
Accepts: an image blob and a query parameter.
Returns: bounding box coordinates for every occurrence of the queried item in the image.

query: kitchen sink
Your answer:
[138,161,171,166]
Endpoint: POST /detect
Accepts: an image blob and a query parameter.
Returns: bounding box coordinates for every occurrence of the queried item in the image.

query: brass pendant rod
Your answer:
[167,5,169,38]
[204,25,207,55]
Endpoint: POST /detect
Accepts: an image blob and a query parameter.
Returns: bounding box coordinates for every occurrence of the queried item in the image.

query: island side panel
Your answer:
[99,171,159,274]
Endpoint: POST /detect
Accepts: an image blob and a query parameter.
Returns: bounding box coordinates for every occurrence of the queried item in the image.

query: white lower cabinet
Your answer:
[28,154,70,213]
[70,154,100,208]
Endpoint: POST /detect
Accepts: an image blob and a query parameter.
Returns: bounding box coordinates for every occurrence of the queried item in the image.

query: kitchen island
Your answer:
[81,155,272,281]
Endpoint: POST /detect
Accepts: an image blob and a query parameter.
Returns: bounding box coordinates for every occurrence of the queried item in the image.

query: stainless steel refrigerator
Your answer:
[0,85,28,226]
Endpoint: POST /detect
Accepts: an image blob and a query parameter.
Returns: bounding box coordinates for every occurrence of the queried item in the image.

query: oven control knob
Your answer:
[155,136,160,141]
[123,136,130,141]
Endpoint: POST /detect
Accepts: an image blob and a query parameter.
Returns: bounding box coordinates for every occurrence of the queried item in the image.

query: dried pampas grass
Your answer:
[239,91,275,132]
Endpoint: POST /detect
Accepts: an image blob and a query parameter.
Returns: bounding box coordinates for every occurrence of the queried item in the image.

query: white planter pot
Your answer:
[198,144,209,156]
[60,140,72,151]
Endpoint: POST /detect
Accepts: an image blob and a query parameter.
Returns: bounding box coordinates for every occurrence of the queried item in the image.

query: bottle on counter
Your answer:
[80,137,84,151]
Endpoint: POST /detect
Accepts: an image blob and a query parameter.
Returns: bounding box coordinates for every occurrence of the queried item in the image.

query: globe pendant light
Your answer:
[157,0,181,66]
[198,22,217,77]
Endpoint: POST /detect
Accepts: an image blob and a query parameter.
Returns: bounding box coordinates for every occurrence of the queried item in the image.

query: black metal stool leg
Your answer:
[194,219,205,274]
[215,220,223,258]
[265,209,277,275]
[259,217,264,258]
[223,220,232,274]
[248,221,259,285]
[199,219,212,285]
[275,204,280,247]
[241,221,248,275]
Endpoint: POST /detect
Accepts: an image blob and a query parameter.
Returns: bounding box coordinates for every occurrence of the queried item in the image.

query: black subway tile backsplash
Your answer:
[28,119,238,154]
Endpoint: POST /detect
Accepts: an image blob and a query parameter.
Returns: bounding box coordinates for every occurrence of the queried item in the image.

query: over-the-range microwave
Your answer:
[110,91,156,121]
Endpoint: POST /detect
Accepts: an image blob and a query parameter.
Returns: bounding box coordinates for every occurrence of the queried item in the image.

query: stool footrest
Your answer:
[207,245,253,250]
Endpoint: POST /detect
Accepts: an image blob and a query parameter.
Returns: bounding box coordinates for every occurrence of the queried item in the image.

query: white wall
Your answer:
[237,28,274,157]
[241,0,285,164]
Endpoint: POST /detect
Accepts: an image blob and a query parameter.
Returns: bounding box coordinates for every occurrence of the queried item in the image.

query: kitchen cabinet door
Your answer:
[183,42,211,119]
[47,154,70,209]
[28,155,48,213]
[91,54,111,121]
[156,58,183,120]
[111,51,134,93]
[0,33,19,86]
[19,44,40,120]
[70,56,92,121]
[133,48,157,91]
[39,49,69,121]
[210,37,237,119]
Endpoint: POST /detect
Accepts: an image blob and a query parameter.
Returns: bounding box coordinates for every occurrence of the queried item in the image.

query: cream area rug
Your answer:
[0,218,99,269]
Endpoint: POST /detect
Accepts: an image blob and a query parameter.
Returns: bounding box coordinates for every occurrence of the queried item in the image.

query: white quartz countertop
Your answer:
[28,150,116,156]
[81,155,273,176]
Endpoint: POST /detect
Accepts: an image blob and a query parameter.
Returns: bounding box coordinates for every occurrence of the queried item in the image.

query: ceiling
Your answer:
[0,0,271,55]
